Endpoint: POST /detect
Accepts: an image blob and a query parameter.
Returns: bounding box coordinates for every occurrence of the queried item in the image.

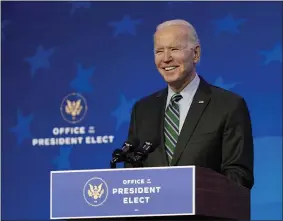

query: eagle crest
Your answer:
[65,99,83,119]
[87,183,104,200]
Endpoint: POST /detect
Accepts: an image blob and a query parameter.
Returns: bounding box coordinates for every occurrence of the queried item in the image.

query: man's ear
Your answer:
[193,45,201,64]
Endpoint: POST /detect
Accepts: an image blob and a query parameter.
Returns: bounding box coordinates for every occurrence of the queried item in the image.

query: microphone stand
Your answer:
[110,147,151,168]
[110,154,137,168]
[130,151,149,168]
[129,157,143,168]
[110,160,117,168]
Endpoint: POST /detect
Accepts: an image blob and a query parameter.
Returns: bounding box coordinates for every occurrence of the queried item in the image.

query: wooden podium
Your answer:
[50,166,250,221]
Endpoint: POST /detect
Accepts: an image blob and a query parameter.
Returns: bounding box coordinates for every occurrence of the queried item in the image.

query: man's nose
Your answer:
[163,51,172,62]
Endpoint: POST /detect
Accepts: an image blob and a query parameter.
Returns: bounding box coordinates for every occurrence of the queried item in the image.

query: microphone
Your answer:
[110,138,139,165]
[132,139,159,167]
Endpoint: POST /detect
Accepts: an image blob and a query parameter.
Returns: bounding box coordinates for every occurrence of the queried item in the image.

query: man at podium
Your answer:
[125,19,254,190]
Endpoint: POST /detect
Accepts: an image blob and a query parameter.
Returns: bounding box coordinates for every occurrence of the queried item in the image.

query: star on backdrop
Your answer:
[53,146,73,170]
[112,94,136,131]
[108,15,143,37]
[211,14,246,35]
[70,63,95,93]
[10,110,33,145]
[25,45,55,77]
[214,76,239,90]
[259,43,282,65]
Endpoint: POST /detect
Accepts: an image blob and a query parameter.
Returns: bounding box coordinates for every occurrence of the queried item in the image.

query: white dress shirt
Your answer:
[166,74,200,133]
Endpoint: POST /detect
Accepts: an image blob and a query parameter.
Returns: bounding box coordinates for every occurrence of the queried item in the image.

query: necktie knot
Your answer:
[171,93,183,103]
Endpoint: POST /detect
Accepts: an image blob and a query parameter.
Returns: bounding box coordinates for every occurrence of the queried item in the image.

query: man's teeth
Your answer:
[164,67,177,71]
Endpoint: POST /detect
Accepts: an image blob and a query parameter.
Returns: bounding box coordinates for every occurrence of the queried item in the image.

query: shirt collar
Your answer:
[167,73,200,102]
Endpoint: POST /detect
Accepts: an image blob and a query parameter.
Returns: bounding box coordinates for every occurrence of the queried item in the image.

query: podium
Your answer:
[50,166,250,220]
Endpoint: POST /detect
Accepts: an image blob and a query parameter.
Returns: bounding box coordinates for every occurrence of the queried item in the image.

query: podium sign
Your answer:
[50,166,195,219]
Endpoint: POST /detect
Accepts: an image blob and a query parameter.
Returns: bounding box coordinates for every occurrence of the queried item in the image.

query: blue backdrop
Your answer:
[1,1,282,220]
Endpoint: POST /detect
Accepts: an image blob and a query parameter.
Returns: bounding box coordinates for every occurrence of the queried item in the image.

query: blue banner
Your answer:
[51,166,194,219]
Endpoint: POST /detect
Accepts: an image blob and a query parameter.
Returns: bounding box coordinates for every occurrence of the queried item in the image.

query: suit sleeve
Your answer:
[124,102,138,168]
[221,98,254,189]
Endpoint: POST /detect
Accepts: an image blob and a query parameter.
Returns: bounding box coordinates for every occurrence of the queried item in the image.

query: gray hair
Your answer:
[156,19,200,47]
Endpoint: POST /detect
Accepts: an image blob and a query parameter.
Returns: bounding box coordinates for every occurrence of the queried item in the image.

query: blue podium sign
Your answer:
[50,166,195,219]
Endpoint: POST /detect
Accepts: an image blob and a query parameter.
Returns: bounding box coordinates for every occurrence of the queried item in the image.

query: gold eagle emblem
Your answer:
[65,99,83,120]
[87,183,104,201]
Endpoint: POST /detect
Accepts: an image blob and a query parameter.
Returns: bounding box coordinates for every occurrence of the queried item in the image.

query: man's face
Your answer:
[154,25,199,86]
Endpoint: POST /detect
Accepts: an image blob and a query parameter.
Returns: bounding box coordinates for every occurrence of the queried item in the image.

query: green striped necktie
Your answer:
[164,93,183,164]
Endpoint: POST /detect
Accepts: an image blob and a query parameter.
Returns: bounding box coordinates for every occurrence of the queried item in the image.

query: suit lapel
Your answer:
[155,88,169,166]
[170,77,212,166]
